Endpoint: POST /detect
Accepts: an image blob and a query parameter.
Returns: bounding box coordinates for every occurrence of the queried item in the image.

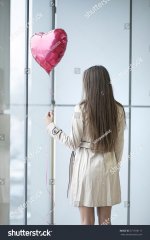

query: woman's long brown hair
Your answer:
[79,65,126,153]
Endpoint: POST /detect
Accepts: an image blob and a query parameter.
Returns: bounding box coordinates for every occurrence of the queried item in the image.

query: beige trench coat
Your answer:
[47,103,125,207]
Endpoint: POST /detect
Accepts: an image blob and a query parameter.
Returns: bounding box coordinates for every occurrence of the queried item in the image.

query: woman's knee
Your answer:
[79,206,95,225]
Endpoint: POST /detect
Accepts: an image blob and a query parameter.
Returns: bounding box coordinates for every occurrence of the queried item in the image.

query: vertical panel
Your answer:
[0,0,10,225]
[9,107,25,224]
[27,106,52,224]
[55,0,129,105]
[131,0,150,225]
[0,0,10,110]
[9,0,26,225]
[27,0,52,224]
[55,106,80,224]
[132,0,150,105]
[10,0,26,105]
[0,114,10,224]
[29,0,52,106]
[130,108,150,224]
[111,108,129,225]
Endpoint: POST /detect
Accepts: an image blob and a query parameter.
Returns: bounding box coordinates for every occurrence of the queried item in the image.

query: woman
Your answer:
[45,65,126,225]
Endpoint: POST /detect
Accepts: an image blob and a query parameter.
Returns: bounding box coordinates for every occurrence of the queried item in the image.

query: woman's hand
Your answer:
[45,111,54,126]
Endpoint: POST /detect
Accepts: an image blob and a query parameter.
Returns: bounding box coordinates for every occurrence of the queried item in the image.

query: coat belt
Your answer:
[79,141,91,149]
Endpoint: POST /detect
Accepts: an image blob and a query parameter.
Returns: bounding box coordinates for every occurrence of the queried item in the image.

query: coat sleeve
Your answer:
[46,104,83,151]
[114,108,126,164]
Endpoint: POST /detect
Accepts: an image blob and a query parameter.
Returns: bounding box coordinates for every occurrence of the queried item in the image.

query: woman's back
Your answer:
[78,101,125,156]
[80,66,126,154]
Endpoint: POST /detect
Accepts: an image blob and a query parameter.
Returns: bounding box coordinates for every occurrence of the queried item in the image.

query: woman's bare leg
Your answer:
[78,206,95,225]
[97,206,112,225]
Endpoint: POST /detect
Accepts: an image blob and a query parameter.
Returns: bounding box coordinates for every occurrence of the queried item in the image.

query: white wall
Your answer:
[55,0,130,225]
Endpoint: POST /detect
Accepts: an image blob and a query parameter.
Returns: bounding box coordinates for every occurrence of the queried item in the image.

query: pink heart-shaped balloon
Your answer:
[30,28,67,74]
